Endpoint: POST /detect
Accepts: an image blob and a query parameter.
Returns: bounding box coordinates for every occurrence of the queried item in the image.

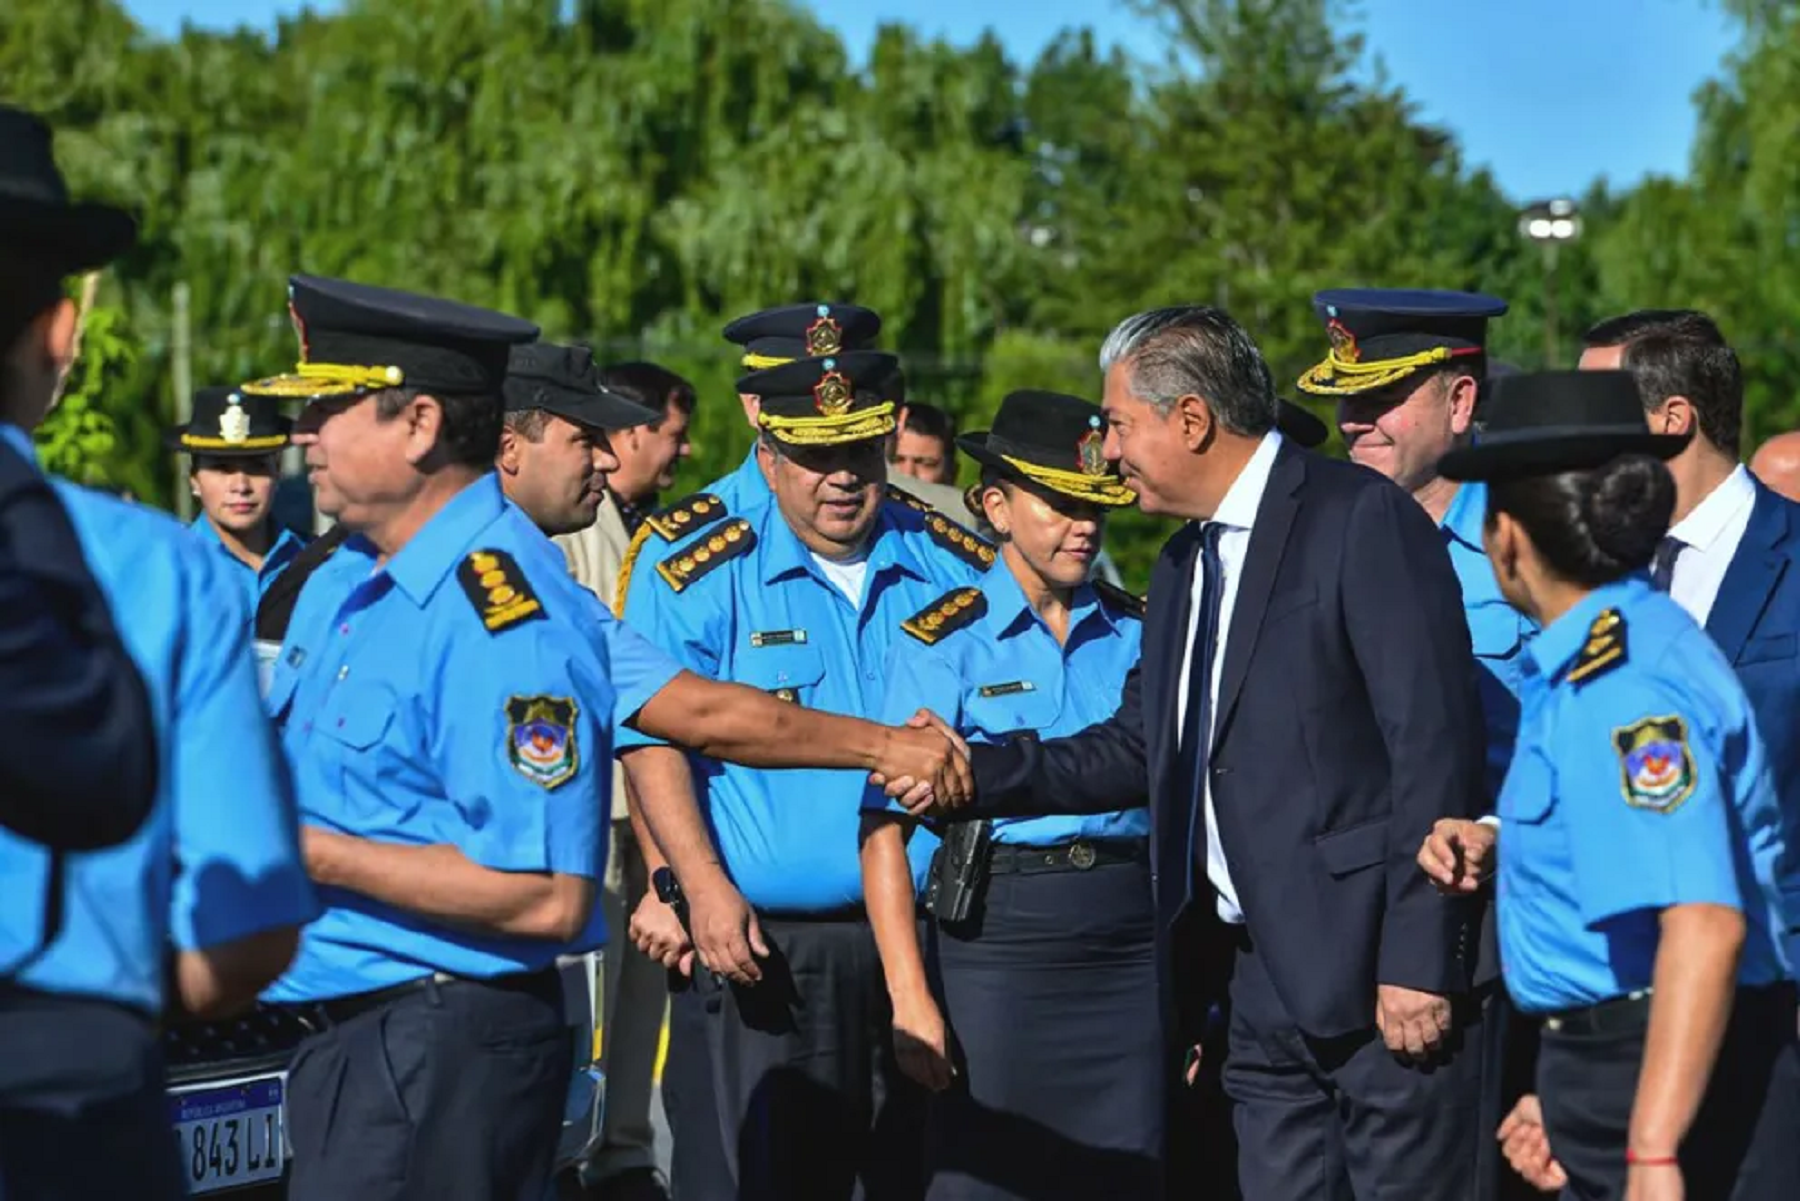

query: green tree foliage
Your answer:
[4,0,1788,583]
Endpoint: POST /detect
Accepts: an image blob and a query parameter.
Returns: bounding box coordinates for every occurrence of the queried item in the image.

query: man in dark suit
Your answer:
[0,103,157,852]
[935,306,1488,1198]
[1487,309,1800,1189]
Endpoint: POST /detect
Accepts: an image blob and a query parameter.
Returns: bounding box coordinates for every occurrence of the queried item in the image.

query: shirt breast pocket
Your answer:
[736,639,826,704]
[962,682,1062,740]
[1499,747,1557,825]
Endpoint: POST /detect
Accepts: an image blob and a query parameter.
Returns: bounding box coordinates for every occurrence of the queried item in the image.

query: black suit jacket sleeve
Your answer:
[0,452,158,851]
[1341,481,1485,996]
[967,661,1150,817]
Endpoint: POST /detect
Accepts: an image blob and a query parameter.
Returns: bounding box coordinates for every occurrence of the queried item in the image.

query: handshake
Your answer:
[869,709,975,817]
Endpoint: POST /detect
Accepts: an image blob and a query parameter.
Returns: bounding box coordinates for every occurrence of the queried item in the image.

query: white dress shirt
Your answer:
[1666,464,1757,625]
[1176,430,1284,923]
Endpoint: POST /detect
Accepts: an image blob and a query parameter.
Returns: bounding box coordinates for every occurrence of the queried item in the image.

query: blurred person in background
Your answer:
[1749,430,1800,503]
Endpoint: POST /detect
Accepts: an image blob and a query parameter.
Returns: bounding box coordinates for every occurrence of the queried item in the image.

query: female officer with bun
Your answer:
[861,389,1160,1201]
[1433,369,1798,1201]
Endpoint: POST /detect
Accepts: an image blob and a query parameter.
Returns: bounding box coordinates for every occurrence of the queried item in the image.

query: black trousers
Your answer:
[1474,988,1544,1201]
[665,913,927,1201]
[283,969,568,1201]
[1221,928,1485,1201]
[0,988,184,1201]
[925,855,1162,1201]
[1536,982,1800,1201]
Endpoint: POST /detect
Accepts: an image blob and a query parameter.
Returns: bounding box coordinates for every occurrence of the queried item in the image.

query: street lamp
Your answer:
[1519,198,1582,367]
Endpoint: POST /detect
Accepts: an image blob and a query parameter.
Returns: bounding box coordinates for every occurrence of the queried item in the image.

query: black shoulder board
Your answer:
[901,586,988,646]
[1567,607,1627,687]
[255,524,347,642]
[457,548,546,634]
[922,512,997,571]
[655,518,757,593]
[886,484,935,514]
[644,492,728,542]
[1093,580,1146,619]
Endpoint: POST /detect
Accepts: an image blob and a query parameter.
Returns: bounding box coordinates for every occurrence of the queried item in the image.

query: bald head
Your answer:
[1751,431,1800,502]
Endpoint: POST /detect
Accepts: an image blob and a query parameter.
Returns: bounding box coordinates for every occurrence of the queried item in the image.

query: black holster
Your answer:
[923,819,992,925]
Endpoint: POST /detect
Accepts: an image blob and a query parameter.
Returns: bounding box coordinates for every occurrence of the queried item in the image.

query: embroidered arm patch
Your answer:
[458,549,546,634]
[507,695,580,789]
[655,518,757,593]
[902,586,988,645]
[1613,714,1696,813]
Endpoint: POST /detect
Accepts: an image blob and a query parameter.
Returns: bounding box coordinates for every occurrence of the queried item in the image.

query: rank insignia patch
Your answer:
[1567,608,1627,686]
[655,518,757,592]
[902,586,988,645]
[924,514,997,571]
[507,695,580,789]
[1613,715,1696,813]
[457,549,545,633]
[645,492,728,542]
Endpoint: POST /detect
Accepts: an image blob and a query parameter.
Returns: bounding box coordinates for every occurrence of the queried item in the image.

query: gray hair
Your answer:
[1097,306,1277,437]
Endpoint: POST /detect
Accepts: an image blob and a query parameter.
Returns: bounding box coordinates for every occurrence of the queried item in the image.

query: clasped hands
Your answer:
[870,709,973,817]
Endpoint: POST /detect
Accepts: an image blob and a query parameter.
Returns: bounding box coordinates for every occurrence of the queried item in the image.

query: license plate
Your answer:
[169,1076,286,1194]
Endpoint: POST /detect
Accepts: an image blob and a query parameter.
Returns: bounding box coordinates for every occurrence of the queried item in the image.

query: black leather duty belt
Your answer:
[986,838,1147,877]
[1540,988,1652,1036]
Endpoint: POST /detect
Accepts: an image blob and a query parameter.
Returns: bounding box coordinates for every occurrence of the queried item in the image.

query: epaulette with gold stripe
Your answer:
[644,492,728,542]
[457,549,546,634]
[923,512,997,571]
[885,484,934,514]
[1093,580,1146,620]
[655,519,756,593]
[901,586,988,645]
[1567,608,1627,687]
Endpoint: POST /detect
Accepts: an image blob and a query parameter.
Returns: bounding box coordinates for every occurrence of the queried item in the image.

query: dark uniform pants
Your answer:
[0,987,184,1201]
[1537,982,1800,1201]
[664,914,927,1201]
[925,853,1162,1201]
[1220,928,1485,1201]
[283,969,567,1201]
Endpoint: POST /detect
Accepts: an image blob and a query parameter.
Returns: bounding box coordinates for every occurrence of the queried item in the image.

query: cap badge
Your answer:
[813,366,853,417]
[218,395,251,445]
[1326,318,1360,364]
[1076,428,1106,476]
[805,312,843,357]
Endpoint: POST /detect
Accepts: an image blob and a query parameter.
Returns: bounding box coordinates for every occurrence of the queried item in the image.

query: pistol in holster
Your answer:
[924,818,992,926]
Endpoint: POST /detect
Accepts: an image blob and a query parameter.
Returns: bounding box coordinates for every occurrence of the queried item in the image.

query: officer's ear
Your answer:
[1446,372,1480,438]
[496,422,525,477]
[398,391,447,467]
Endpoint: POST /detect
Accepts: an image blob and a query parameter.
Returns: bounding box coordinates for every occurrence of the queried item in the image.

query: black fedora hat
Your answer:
[0,105,137,270]
[959,390,1136,507]
[1439,370,1689,483]
[167,387,292,456]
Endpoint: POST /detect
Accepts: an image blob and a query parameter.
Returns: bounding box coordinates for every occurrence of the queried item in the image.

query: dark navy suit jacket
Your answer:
[0,434,157,851]
[1710,480,1800,936]
[968,441,1487,1040]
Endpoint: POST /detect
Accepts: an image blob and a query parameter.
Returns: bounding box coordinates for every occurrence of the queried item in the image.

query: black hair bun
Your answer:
[1580,455,1675,571]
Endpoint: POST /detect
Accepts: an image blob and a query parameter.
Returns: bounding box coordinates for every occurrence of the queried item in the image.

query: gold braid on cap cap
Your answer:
[758,403,897,446]
[741,351,797,370]
[1296,344,1480,397]
[997,456,1137,507]
[241,361,408,400]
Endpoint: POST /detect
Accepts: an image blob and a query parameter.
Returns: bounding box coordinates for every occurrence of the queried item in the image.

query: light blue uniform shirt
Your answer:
[190,514,308,616]
[624,443,774,587]
[863,563,1148,846]
[0,476,316,1012]
[619,497,988,912]
[1441,481,1536,800]
[263,476,614,1002]
[1498,578,1793,1014]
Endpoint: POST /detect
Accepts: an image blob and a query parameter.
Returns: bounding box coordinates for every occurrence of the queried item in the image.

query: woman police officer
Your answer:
[860,389,1161,1200]
[1427,369,1798,1201]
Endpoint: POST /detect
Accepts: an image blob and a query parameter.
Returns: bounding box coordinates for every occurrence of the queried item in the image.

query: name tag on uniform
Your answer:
[750,629,808,648]
[977,681,1036,698]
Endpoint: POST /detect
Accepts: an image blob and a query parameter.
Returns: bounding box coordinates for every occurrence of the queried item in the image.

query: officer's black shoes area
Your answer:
[571,1165,670,1201]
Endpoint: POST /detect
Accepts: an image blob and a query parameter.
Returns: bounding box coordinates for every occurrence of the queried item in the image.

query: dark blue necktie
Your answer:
[1650,536,1684,593]
[1179,522,1226,907]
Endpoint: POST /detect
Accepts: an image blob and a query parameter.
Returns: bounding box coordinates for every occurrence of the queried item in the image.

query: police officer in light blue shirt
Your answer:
[619,302,883,591]
[859,389,1160,1201]
[169,385,309,615]
[241,275,613,1201]
[619,348,993,1201]
[1435,369,1798,1201]
[0,440,317,1201]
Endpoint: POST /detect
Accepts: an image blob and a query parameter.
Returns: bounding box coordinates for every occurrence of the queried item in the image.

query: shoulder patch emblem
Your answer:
[644,492,727,542]
[1613,715,1696,813]
[458,549,545,634]
[1566,607,1626,687]
[506,695,580,789]
[655,518,757,593]
[885,484,935,514]
[923,513,997,571]
[902,586,988,645]
[1093,580,1147,619]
